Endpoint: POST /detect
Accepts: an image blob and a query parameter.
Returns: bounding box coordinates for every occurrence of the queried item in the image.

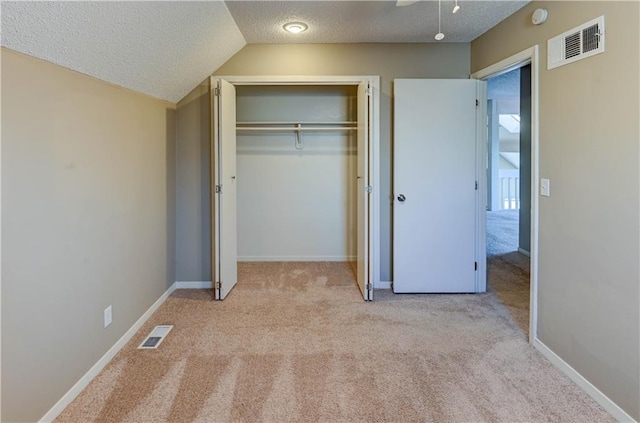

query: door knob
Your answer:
[397,194,406,202]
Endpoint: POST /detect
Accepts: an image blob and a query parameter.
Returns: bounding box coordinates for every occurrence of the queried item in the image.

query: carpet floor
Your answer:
[55,262,612,423]
[486,208,530,334]
[486,209,520,257]
[487,251,530,335]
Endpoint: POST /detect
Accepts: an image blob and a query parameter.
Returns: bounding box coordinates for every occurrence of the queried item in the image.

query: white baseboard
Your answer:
[39,282,178,423]
[177,277,386,290]
[518,248,531,257]
[376,280,391,289]
[175,281,212,289]
[238,256,355,262]
[177,280,391,290]
[533,338,636,423]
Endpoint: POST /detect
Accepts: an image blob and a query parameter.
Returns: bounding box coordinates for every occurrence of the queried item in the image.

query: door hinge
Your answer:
[214,87,220,97]
[475,181,478,190]
[365,185,373,194]
[476,99,479,107]
[215,185,222,194]
[366,85,372,96]
[474,261,478,271]
[366,282,372,291]
[215,282,222,289]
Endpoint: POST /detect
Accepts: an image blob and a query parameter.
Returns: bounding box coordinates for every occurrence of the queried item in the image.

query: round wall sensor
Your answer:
[532,8,548,25]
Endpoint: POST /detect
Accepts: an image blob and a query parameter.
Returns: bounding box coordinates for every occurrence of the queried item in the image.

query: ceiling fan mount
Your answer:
[397,0,460,10]
[396,0,421,6]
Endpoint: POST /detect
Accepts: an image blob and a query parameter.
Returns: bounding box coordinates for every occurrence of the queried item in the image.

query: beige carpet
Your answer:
[488,251,531,335]
[56,262,612,423]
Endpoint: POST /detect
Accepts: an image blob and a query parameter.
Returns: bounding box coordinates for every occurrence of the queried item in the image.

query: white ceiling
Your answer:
[488,67,521,99]
[226,1,529,44]
[1,0,529,103]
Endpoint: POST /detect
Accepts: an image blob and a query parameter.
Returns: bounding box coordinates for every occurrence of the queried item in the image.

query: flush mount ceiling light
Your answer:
[283,22,308,34]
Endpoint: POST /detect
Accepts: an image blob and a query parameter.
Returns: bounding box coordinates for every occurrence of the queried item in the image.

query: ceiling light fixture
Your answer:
[283,22,308,34]
[452,0,460,14]
[435,0,445,40]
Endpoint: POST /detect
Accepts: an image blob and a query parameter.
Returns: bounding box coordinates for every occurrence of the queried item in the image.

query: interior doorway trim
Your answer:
[214,75,381,288]
[471,46,540,344]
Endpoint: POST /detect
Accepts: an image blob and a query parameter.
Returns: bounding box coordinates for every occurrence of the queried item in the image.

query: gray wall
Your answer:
[1,48,177,422]
[472,2,640,419]
[176,81,211,281]
[176,43,471,282]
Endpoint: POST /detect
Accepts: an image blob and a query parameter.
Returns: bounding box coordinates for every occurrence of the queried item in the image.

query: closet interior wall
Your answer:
[236,85,358,262]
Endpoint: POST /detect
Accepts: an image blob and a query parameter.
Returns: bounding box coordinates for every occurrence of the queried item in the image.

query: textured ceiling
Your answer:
[1,1,529,103]
[225,1,530,43]
[0,1,246,103]
[488,67,521,99]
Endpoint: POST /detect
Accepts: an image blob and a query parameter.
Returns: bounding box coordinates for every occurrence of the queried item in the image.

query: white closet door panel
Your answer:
[213,78,238,300]
[357,81,372,300]
[393,79,479,293]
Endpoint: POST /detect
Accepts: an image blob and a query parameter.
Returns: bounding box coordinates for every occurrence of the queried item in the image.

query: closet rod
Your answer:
[237,121,357,125]
[236,127,356,132]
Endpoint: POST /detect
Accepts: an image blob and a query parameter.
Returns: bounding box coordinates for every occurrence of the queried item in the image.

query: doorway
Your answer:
[485,65,531,335]
[472,46,540,343]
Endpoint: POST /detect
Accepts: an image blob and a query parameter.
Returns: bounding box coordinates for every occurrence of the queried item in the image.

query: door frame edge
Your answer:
[470,45,540,344]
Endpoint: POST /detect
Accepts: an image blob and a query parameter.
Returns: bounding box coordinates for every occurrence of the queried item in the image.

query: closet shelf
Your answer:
[237,121,356,125]
[237,127,356,132]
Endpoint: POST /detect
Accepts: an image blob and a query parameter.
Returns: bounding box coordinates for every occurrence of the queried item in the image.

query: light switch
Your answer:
[541,178,550,197]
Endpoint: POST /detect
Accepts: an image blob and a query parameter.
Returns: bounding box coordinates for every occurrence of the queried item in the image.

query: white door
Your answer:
[357,81,372,301]
[212,78,238,300]
[393,79,483,293]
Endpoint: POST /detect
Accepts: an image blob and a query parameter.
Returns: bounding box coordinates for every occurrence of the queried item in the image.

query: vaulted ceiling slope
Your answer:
[1,1,246,103]
[1,1,529,103]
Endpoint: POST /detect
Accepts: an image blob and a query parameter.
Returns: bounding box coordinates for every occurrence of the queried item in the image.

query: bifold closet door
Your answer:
[357,81,373,301]
[393,79,483,293]
[212,78,238,300]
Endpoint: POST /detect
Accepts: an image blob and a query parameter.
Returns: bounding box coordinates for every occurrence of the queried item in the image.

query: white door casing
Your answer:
[212,78,238,300]
[393,79,485,293]
[211,75,379,300]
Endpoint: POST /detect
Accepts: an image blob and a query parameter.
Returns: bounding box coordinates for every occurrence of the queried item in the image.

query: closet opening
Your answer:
[211,76,379,302]
[237,85,358,295]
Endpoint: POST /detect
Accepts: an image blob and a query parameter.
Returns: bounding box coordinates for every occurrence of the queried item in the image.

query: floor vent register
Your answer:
[138,325,173,349]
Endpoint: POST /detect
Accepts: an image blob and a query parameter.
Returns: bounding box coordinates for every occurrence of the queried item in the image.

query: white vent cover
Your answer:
[548,16,605,70]
[138,325,173,349]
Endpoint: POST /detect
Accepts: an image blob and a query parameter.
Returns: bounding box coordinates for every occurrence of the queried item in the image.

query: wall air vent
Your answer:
[547,16,605,70]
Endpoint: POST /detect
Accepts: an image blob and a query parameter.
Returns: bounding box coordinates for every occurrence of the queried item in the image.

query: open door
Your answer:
[393,79,485,293]
[211,78,238,300]
[357,81,373,300]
